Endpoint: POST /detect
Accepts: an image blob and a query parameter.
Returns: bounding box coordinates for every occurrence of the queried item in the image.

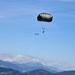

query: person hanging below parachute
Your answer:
[42,27,45,33]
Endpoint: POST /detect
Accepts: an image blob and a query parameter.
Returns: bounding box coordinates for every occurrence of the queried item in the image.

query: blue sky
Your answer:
[0,0,75,66]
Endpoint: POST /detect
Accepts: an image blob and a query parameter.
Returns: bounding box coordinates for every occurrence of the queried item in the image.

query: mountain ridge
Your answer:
[0,67,75,75]
[0,60,58,73]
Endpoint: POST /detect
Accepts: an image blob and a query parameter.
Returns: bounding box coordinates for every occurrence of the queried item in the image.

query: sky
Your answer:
[0,0,75,70]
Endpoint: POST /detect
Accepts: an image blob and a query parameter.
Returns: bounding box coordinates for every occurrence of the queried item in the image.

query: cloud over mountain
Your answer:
[0,53,75,71]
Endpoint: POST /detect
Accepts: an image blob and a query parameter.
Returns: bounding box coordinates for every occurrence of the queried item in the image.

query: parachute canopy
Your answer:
[37,13,53,22]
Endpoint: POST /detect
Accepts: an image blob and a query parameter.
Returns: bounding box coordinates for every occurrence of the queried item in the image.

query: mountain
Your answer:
[0,67,21,75]
[24,70,75,75]
[0,67,75,75]
[16,61,57,73]
[55,71,75,75]
[0,60,58,73]
[24,69,53,75]
[0,60,23,72]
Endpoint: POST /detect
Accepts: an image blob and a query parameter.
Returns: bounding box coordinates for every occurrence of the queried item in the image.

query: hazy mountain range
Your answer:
[0,54,75,72]
[0,54,75,75]
[0,60,59,73]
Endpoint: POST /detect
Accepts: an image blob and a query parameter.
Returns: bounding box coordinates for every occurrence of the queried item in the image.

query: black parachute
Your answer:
[37,13,53,22]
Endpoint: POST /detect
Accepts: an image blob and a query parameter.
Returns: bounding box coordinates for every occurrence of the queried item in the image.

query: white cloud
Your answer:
[0,53,13,61]
[52,62,75,71]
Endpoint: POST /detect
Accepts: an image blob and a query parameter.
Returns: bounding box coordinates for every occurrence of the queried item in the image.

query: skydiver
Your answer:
[42,27,45,33]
